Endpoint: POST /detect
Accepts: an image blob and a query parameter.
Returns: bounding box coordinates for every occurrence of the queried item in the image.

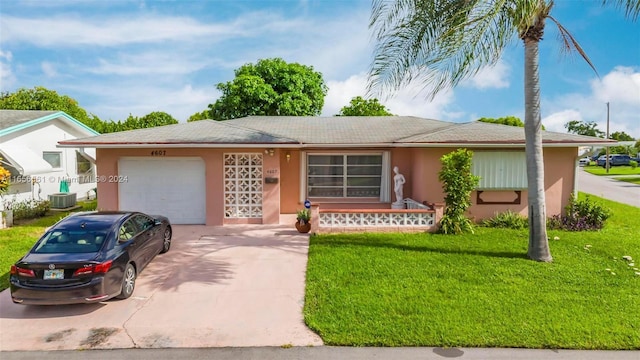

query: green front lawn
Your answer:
[304,193,640,349]
[617,176,640,185]
[583,165,640,176]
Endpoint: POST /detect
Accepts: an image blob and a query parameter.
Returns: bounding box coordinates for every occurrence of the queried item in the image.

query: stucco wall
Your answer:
[96,147,281,226]
[96,146,578,225]
[410,147,578,220]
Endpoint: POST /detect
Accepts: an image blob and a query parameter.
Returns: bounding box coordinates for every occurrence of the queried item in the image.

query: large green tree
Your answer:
[369,0,639,262]
[0,86,103,131]
[336,96,393,116]
[565,120,605,138]
[208,58,328,120]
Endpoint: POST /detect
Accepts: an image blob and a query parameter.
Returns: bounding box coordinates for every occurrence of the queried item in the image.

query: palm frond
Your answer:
[602,0,640,21]
[547,15,599,78]
[368,0,516,100]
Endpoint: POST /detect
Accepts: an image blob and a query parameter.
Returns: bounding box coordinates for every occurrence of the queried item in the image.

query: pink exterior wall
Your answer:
[96,148,279,226]
[409,147,577,220]
[96,146,578,226]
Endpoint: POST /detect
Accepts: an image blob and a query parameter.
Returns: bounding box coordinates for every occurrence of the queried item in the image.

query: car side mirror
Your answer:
[154,220,162,226]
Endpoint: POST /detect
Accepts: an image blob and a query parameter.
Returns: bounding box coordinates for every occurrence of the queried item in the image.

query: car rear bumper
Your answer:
[10,276,118,305]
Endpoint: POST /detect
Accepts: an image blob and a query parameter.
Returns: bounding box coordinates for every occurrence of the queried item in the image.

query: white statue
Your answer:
[393,166,405,205]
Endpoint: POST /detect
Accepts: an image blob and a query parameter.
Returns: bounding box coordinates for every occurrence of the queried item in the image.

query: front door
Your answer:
[224,153,263,219]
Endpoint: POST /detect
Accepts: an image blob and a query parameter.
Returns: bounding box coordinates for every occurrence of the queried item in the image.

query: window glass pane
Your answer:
[347,187,380,197]
[307,154,383,198]
[347,155,382,165]
[347,166,382,175]
[308,155,343,165]
[309,187,344,197]
[309,165,343,176]
[309,177,343,187]
[347,176,381,187]
[43,152,61,168]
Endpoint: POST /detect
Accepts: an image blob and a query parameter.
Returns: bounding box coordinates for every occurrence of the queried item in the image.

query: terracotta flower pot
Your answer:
[295,221,311,233]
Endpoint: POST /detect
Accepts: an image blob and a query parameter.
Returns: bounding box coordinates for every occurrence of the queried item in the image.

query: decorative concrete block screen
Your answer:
[317,210,436,234]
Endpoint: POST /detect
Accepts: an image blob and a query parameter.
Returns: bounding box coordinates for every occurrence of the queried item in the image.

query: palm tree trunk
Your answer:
[524,37,552,262]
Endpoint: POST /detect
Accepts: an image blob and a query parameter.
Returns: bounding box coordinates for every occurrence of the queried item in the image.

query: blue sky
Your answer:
[1,0,639,137]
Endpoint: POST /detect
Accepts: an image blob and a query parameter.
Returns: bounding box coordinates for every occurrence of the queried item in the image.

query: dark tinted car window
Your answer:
[133,214,154,232]
[118,219,139,241]
[33,230,108,253]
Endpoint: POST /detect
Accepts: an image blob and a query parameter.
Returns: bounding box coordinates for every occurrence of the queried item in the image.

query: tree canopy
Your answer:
[0,87,178,133]
[609,131,635,141]
[0,86,103,131]
[478,116,524,127]
[208,58,328,120]
[565,120,605,138]
[101,112,178,132]
[336,96,393,116]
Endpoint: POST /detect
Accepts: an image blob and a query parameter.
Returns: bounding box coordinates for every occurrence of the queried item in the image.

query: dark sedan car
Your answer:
[10,211,171,305]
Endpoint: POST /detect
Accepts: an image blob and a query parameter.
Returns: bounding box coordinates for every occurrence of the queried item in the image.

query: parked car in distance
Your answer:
[10,211,172,305]
[597,154,632,167]
[578,157,591,166]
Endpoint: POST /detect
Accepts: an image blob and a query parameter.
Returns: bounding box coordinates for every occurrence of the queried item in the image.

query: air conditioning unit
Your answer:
[48,193,77,209]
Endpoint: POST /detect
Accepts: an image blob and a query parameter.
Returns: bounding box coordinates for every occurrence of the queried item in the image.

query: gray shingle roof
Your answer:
[399,121,611,144]
[63,120,298,145]
[59,116,615,148]
[0,110,59,131]
[225,116,453,144]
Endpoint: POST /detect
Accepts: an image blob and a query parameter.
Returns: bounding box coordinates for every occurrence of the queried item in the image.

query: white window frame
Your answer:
[42,151,62,169]
[301,151,390,202]
[76,151,95,184]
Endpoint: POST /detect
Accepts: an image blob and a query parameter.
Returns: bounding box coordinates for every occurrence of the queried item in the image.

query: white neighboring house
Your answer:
[0,110,99,205]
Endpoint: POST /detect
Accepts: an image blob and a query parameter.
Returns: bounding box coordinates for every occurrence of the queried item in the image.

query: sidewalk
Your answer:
[2,346,639,360]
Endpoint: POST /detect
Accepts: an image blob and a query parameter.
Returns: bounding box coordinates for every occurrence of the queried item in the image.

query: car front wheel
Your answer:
[160,227,172,254]
[117,263,136,299]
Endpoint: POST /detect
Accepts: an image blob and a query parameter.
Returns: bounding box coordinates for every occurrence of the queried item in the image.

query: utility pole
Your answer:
[606,102,610,174]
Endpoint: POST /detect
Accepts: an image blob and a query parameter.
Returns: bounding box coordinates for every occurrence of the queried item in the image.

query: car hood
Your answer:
[19,252,101,264]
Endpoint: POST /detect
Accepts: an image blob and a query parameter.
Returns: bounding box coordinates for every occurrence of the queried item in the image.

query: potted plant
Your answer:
[295,208,311,233]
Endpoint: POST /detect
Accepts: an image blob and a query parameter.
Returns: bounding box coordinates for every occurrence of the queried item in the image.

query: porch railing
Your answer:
[311,199,444,234]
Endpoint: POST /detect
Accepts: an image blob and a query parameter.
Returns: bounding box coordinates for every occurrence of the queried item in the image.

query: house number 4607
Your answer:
[151,150,166,156]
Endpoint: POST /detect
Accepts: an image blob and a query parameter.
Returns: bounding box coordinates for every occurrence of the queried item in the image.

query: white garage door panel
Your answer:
[119,158,206,224]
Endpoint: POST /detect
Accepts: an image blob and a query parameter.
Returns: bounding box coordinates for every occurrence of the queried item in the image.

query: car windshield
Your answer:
[33,230,109,254]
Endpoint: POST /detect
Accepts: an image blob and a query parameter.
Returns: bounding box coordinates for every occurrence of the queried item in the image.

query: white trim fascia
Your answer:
[57,143,303,149]
[393,142,614,148]
[57,141,614,149]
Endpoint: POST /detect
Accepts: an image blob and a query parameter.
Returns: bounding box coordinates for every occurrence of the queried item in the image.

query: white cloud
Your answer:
[88,52,210,76]
[322,72,456,119]
[41,61,57,77]
[0,11,316,49]
[462,59,511,90]
[0,50,15,90]
[542,67,640,138]
[542,109,582,133]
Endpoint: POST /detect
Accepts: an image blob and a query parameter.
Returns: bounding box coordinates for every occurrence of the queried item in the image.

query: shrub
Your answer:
[438,149,480,234]
[81,200,97,211]
[4,198,50,220]
[548,194,610,231]
[630,160,637,169]
[482,210,528,229]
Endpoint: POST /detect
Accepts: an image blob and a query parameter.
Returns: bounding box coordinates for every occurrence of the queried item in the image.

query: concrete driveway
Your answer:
[0,225,323,351]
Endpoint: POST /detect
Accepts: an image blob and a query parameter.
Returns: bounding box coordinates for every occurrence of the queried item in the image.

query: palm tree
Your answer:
[368,0,639,262]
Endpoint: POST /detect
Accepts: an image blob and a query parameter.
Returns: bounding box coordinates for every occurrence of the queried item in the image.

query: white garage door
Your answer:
[118,157,206,224]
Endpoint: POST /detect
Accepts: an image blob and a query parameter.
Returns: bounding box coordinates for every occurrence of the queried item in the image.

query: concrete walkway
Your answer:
[0,225,322,351]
